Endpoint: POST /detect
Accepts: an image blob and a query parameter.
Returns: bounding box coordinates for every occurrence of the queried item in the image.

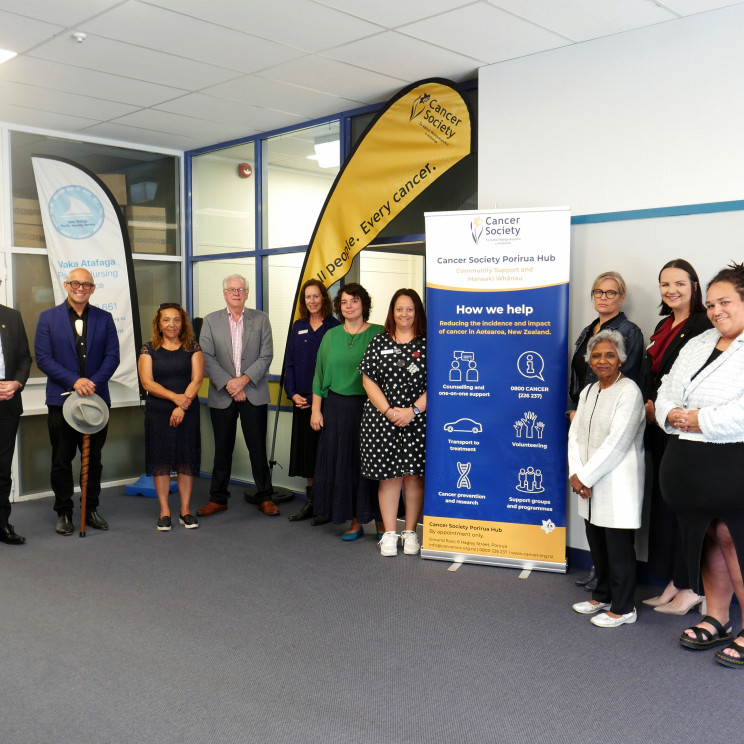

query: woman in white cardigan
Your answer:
[657,262,744,668]
[568,329,645,628]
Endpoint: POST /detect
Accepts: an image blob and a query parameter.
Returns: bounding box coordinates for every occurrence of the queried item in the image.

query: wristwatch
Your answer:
[412,405,421,416]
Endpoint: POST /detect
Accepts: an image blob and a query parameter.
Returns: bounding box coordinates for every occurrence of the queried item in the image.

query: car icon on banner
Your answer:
[443,417,483,433]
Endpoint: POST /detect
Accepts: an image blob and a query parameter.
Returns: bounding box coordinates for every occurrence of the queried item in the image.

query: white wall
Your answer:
[478,4,744,552]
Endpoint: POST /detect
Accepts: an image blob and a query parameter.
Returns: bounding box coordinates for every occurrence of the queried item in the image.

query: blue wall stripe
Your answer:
[572,200,744,225]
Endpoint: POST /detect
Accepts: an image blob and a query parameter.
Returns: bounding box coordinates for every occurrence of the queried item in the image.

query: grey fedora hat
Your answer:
[62,392,110,434]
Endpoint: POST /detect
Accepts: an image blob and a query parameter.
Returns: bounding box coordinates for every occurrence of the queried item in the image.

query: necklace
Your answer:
[345,322,365,347]
[598,372,622,390]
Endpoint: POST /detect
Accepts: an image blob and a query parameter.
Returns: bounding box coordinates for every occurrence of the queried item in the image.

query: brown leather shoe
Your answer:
[258,500,280,516]
[196,501,228,516]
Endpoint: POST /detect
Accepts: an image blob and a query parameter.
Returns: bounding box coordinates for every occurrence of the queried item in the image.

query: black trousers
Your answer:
[209,400,272,502]
[0,402,20,525]
[47,405,108,516]
[585,520,637,615]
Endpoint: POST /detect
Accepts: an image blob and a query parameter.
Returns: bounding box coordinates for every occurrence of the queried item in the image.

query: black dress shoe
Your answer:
[56,514,73,536]
[310,514,330,526]
[85,512,109,530]
[575,566,596,586]
[288,500,314,522]
[0,524,25,545]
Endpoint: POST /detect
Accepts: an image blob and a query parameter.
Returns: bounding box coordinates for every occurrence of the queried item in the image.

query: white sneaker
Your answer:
[378,531,398,557]
[401,530,420,555]
[591,609,637,627]
[572,600,611,615]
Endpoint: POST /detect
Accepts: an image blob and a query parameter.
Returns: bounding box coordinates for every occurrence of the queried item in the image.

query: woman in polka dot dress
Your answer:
[359,289,427,557]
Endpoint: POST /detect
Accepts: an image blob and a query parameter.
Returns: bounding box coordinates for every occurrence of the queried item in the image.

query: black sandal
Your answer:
[714,630,744,668]
[679,615,733,650]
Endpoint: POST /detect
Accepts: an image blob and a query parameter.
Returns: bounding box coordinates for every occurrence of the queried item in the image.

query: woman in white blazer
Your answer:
[657,262,744,668]
[568,329,645,628]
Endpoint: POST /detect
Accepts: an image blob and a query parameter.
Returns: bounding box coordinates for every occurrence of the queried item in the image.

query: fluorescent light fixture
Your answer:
[0,48,17,65]
[309,134,340,168]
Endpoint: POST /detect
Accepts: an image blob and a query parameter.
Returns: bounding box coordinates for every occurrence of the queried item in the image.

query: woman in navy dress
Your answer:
[138,303,204,531]
[285,279,339,521]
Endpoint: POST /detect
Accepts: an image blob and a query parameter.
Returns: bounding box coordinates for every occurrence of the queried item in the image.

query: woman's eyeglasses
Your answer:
[591,289,619,299]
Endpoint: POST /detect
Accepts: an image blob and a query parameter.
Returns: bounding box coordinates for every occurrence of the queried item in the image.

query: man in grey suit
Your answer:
[196,274,278,517]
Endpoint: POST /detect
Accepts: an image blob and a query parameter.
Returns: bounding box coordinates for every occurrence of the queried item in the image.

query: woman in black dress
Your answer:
[285,279,339,521]
[138,303,204,531]
[359,289,427,557]
[641,259,710,614]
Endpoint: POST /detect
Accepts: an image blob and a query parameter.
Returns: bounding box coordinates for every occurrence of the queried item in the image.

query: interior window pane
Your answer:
[358,250,425,327]
[192,142,255,256]
[264,123,339,248]
[192,258,256,321]
[10,131,179,256]
[262,253,305,376]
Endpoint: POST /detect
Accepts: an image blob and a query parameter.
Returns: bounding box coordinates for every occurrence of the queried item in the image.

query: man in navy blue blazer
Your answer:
[35,268,119,536]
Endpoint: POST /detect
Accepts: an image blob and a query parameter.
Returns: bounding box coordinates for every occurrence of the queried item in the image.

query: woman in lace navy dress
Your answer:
[138,303,204,531]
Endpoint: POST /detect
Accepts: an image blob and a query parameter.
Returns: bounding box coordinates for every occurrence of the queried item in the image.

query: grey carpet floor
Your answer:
[1,478,739,744]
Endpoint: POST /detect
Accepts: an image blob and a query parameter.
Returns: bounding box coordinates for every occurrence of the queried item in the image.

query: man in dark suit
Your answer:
[0,288,32,545]
[196,274,278,517]
[34,268,119,535]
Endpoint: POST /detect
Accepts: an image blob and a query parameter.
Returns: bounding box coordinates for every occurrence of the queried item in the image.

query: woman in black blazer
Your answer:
[642,259,712,614]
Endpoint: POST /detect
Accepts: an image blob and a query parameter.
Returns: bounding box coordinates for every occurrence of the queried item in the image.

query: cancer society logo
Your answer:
[410,92,430,121]
[471,217,483,245]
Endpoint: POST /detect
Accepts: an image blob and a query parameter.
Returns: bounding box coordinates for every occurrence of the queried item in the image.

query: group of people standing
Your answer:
[568,260,744,669]
[284,279,427,556]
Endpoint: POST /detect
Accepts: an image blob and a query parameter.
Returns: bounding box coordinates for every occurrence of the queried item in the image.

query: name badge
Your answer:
[381,349,395,355]
[298,329,309,335]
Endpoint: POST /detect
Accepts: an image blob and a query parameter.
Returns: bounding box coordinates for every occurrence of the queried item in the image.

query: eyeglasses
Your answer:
[66,281,95,290]
[225,287,248,295]
[591,289,619,299]
[159,302,181,309]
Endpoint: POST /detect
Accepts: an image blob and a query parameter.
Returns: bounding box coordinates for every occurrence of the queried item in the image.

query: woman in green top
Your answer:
[310,283,383,539]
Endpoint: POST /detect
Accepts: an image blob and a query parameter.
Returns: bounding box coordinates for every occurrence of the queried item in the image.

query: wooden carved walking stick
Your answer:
[79,433,90,538]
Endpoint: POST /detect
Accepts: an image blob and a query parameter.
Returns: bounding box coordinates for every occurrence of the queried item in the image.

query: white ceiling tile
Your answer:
[110,108,253,141]
[0,0,122,27]
[0,10,63,51]
[260,55,406,102]
[401,3,570,63]
[205,75,361,119]
[0,56,186,107]
[148,0,384,51]
[80,121,203,149]
[325,32,482,82]
[28,33,242,89]
[661,0,744,14]
[0,102,97,131]
[0,80,138,119]
[82,2,305,73]
[314,0,475,28]
[490,0,677,42]
[155,93,306,132]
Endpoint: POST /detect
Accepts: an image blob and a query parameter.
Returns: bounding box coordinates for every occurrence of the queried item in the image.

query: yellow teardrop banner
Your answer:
[294,78,473,319]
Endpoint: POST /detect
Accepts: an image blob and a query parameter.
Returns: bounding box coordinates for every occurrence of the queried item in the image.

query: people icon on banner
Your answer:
[516,466,544,493]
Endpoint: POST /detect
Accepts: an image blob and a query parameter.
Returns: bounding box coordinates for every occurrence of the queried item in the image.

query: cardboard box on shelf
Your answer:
[125,206,168,227]
[13,198,43,226]
[128,227,174,255]
[14,226,46,248]
[96,173,127,206]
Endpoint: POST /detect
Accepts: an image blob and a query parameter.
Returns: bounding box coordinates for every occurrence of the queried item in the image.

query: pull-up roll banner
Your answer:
[423,207,570,572]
